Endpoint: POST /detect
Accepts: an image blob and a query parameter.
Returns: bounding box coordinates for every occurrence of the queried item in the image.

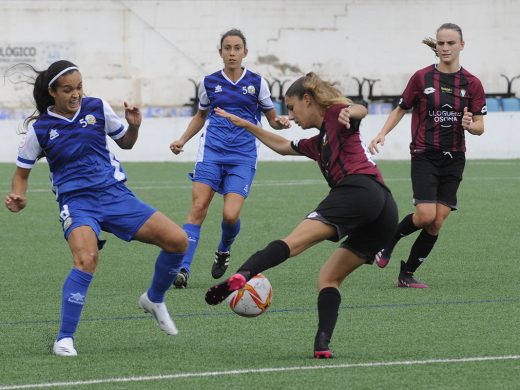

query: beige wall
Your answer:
[0,0,519,110]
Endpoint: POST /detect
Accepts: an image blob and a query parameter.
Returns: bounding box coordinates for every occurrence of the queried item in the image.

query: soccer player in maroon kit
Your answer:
[204,72,398,359]
[367,23,486,288]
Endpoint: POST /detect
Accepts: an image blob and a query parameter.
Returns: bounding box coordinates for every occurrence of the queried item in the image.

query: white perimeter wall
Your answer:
[1,112,518,164]
[0,0,519,108]
[1,1,518,166]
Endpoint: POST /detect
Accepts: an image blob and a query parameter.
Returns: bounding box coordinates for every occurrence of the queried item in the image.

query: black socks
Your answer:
[238,240,291,280]
[386,213,420,254]
[405,229,438,273]
[317,287,341,337]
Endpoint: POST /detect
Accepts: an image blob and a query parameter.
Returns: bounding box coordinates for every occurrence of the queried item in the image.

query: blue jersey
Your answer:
[197,68,274,167]
[16,97,128,198]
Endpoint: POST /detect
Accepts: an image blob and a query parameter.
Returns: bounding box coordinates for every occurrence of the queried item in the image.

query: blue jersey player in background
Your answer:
[170,29,290,288]
[5,60,189,357]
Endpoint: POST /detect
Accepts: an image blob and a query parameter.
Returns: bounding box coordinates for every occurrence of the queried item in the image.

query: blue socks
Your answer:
[180,223,201,273]
[179,220,240,273]
[57,250,184,341]
[57,268,93,341]
[147,251,185,303]
[218,219,240,252]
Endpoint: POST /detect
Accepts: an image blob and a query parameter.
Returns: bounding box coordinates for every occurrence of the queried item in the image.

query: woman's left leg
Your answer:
[314,248,366,358]
[212,193,245,278]
[212,164,255,279]
[409,203,452,269]
[133,211,188,335]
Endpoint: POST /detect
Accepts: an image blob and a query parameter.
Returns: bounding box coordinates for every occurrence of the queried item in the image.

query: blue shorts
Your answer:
[189,161,256,198]
[57,182,156,241]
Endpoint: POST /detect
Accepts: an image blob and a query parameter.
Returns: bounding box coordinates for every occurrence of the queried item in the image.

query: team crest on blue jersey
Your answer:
[63,216,72,230]
[215,85,223,93]
[49,129,60,140]
[247,85,256,94]
[85,114,96,125]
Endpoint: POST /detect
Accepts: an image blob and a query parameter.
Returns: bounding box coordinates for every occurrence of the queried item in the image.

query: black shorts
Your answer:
[411,151,465,210]
[306,175,398,263]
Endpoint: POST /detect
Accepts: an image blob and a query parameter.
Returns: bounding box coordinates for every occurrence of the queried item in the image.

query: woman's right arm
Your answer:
[5,167,31,212]
[170,109,209,155]
[214,108,298,156]
[368,106,407,154]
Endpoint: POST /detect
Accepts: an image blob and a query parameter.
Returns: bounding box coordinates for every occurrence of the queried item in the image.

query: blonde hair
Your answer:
[285,72,351,107]
[423,23,464,56]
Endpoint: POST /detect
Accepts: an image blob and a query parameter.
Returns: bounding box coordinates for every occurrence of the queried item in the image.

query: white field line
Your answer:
[4,176,520,193]
[0,355,518,389]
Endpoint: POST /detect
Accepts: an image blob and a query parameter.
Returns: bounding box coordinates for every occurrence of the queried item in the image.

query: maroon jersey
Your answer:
[291,104,383,187]
[399,65,486,154]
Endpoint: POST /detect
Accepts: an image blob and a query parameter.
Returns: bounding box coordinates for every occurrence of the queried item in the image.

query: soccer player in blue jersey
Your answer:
[367,23,486,288]
[205,73,398,358]
[170,29,290,288]
[4,60,188,357]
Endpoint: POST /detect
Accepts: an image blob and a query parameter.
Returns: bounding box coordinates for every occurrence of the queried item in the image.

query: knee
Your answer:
[414,213,435,228]
[222,213,240,225]
[74,251,99,273]
[162,231,189,254]
[426,218,444,235]
[189,201,210,221]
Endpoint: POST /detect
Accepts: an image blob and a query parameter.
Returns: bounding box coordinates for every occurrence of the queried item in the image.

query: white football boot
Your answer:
[53,337,78,357]
[138,292,178,336]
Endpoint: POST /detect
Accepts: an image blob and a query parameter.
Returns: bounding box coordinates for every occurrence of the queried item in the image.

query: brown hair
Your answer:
[422,23,463,56]
[5,60,79,129]
[285,72,351,108]
[220,28,247,49]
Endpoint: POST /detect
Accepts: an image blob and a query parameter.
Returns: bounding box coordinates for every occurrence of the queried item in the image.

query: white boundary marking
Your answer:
[3,176,520,193]
[0,355,519,389]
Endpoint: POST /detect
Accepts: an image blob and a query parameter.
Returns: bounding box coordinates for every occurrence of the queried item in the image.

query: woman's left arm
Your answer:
[462,107,485,136]
[348,104,368,120]
[116,102,142,149]
[338,104,368,128]
[264,108,291,130]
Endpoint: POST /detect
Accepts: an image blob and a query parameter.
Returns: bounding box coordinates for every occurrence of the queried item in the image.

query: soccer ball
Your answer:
[226,273,273,317]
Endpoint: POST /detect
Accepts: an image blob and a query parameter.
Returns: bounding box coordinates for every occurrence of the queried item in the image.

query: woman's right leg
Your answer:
[205,219,336,305]
[376,201,436,268]
[377,154,438,268]
[54,226,99,357]
[176,182,215,285]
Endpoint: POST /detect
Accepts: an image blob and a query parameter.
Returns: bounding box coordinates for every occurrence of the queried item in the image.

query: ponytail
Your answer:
[285,72,351,108]
[5,60,78,129]
[422,37,438,56]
